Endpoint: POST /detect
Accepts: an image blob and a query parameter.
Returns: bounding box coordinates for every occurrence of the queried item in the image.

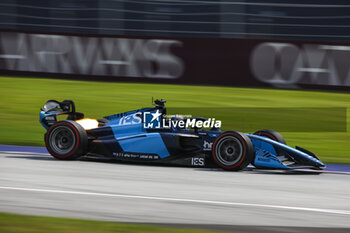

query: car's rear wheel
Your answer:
[45,120,87,160]
[212,131,254,171]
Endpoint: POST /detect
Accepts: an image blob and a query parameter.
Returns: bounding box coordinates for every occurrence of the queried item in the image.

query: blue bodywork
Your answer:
[40,110,58,130]
[40,100,326,170]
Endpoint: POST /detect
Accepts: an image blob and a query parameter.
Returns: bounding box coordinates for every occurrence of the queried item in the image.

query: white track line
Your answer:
[0,186,349,216]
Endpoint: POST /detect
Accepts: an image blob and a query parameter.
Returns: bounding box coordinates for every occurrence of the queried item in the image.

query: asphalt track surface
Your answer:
[0,152,350,233]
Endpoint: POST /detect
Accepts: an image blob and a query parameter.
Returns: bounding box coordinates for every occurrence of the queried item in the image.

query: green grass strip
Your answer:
[0,212,219,233]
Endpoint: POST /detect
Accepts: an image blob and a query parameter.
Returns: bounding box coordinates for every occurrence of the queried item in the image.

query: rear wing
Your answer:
[40,100,84,129]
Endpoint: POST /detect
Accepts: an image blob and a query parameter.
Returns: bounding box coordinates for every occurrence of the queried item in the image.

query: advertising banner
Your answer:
[1,30,350,90]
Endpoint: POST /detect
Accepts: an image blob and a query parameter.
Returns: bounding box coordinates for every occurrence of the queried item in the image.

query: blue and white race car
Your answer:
[40,99,325,171]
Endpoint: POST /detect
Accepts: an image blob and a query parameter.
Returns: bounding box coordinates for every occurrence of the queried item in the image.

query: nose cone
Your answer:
[293,146,326,169]
[315,159,326,168]
[309,156,326,169]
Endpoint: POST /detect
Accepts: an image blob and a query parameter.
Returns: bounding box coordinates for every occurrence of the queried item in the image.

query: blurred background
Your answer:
[1,0,350,87]
[1,0,350,41]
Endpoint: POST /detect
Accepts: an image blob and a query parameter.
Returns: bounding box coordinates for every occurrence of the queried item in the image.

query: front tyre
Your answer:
[212,131,254,171]
[45,120,88,160]
[253,129,286,144]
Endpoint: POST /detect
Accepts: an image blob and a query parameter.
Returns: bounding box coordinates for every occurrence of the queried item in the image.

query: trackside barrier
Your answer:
[1,30,350,90]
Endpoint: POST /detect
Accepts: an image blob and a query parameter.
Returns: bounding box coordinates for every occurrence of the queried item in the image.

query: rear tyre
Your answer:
[253,129,286,144]
[212,131,254,171]
[45,120,87,160]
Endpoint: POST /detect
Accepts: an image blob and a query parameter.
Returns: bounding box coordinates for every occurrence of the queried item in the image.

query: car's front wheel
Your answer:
[212,131,254,171]
[45,120,87,160]
[253,129,286,144]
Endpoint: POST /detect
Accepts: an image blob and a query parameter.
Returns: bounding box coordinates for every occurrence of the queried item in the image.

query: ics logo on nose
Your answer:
[143,110,162,129]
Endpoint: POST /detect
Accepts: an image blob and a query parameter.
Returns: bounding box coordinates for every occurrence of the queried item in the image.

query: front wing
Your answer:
[248,134,325,170]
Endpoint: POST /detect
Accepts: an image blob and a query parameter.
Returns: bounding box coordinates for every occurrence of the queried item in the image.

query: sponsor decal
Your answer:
[191,157,205,166]
[44,116,55,121]
[203,140,213,151]
[112,152,159,160]
[118,112,142,125]
[105,111,142,125]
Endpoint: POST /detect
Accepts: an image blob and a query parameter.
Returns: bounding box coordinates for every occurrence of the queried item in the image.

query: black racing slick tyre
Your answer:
[45,120,88,160]
[253,129,286,144]
[212,131,254,171]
